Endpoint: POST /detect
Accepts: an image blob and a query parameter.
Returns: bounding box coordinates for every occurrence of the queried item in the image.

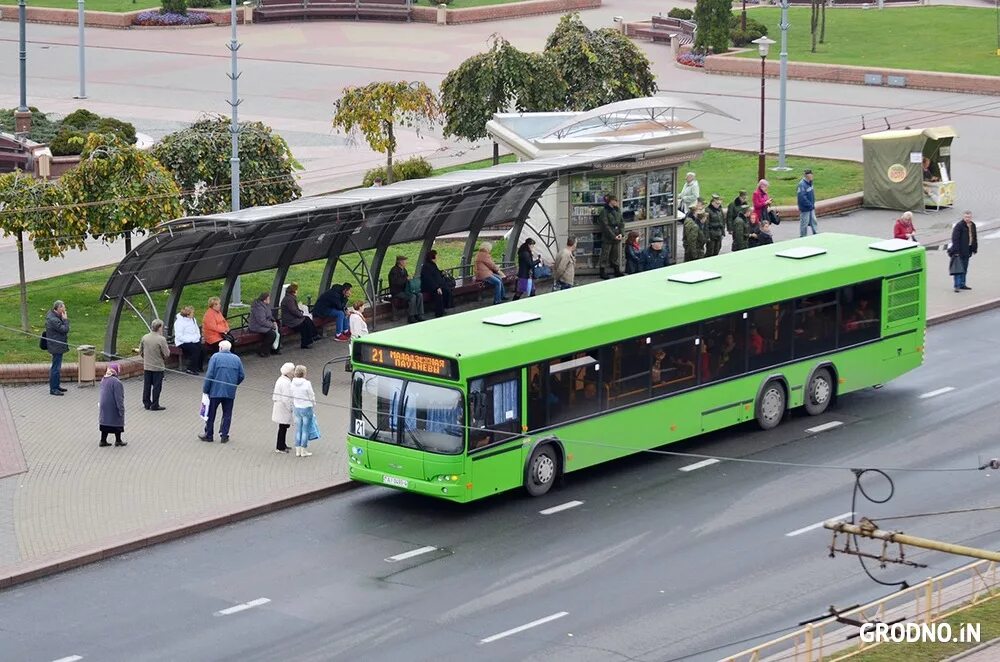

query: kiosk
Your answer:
[861,126,957,212]
[487,97,737,271]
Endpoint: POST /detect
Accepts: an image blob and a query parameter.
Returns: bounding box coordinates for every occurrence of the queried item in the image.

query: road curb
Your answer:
[2,298,999,591]
[0,479,363,591]
[927,297,1000,326]
[942,635,1000,661]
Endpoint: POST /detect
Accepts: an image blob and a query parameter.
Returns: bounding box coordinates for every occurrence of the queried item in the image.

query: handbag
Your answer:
[39,331,48,351]
[308,414,321,441]
[199,393,210,421]
[767,209,781,225]
[221,331,236,345]
[948,254,964,275]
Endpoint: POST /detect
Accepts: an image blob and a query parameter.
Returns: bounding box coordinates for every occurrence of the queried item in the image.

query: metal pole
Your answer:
[758,55,766,183]
[776,0,791,171]
[227,0,245,306]
[826,521,1000,563]
[18,0,27,112]
[76,0,87,99]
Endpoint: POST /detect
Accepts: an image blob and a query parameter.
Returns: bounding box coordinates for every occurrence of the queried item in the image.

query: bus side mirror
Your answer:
[322,362,333,396]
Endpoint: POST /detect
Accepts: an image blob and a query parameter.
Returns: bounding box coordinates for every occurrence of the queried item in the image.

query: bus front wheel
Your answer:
[525,444,559,497]
[804,367,834,416]
[755,380,786,430]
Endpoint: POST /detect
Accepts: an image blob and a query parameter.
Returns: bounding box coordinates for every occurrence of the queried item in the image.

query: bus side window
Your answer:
[548,351,600,425]
[839,279,882,346]
[469,371,521,450]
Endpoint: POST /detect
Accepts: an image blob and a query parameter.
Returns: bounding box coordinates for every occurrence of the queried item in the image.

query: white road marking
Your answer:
[919,386,955,399]
[215,597,271,615]
[679,458,720,472]
[385,545,437,563]
[539,500,584,515]
[805,421,843,434]
[52,657,83,662]
[480,611,570,643]
[786,512,855,537]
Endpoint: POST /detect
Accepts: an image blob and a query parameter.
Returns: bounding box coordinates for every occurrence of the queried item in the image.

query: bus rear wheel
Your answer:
[525,444,558,497]
[804,367,834,416]
[755,380,786,431]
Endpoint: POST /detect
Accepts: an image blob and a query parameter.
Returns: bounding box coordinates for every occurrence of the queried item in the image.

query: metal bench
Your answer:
[632,15,697,47]
[254,0,411,22]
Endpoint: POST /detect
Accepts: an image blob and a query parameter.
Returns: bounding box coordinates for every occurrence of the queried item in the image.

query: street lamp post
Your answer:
[76,0,87,99]
[775,0,792,171]
[227,0,245,306]
[752,36,776,183]
[18,0,27,111]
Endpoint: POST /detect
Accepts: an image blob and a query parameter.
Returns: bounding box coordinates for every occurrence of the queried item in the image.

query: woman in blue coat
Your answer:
[98,363,127,447]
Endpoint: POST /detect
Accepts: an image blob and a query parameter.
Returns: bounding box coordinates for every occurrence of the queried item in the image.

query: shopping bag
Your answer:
[308,414,321,441]
[948,254,964,275]
[199,393,210,421]
[272,332,280,351]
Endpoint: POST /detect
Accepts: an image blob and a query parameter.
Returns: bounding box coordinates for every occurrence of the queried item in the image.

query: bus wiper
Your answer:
[359,411,380,441]
[403,426,427,451]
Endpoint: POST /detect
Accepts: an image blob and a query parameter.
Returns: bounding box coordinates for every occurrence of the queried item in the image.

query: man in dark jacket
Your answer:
[420,250,453,318]
[314,282,352,340]
[731,204,752,251]
[797,168,818,237]
[638,235,670,271]
[949,210,978,292]
[388,255,424,323]
[749,219,775,248]
[726,190,748,234]
[705,194,727,257]
[597,194,625,279]
[45,300,70,396]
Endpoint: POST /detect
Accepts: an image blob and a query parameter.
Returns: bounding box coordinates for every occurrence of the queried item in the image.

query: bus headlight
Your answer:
[435,474,460,482]
[351,446,364,456]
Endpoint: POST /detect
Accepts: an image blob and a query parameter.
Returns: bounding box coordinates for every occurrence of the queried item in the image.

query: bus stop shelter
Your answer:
[99,144,659,356]
[861,126,957,212]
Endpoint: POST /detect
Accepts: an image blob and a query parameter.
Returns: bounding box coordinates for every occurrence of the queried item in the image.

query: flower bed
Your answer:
[677,51,705,68]
[133,10,212,25]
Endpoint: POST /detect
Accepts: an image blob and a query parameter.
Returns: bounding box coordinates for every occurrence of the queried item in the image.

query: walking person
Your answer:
[44,300,70,396]
[290,365,316,457]
[388,255,424,323]
[280,283,316,349]
[513,238,541,300]
[249,292,280,357]
[202,296,230,361]
[551,236,577,291]
[474,242,507,304]
[894,211,918,242]
[140,319,170,411]
[624,230,642,275]
[948,210,977,293]
[98,363,127,447]
[597,195,624,279]
[797,169,818,236]
[174,306,204,375]
[271,362,295,454]
[198,340,245,443]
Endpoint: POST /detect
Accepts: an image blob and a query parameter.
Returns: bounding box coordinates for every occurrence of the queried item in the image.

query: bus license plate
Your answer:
[383,475,408,488]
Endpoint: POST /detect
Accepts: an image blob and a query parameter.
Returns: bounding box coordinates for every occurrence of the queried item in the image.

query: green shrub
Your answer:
[60,108,101,130]
[160,0,187,14]
[729,14,768,46]
[96,117,137,145]
[362,156,433,187]
[186,0,217,8]
[0,108,60,143]
[48,128,87,156]
[667,7,694,20]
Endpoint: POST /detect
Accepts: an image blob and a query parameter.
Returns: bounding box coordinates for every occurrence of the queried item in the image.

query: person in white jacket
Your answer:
[345,302,370,373]
[290,365,317,457]
[174,306,204,375]
[271,362,295,454]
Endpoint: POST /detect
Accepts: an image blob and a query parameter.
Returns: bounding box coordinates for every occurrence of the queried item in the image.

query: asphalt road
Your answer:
[2,311,999,662]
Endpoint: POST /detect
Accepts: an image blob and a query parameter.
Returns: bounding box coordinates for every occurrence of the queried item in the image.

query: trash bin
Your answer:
[77,345,96,385]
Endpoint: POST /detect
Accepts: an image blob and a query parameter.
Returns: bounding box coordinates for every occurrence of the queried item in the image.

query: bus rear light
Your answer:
[466,482,473,490]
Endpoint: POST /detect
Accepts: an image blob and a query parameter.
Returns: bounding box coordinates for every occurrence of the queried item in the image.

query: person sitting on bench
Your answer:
[388,255,425,323]
[420,250,453,318]
[314,282,352,341]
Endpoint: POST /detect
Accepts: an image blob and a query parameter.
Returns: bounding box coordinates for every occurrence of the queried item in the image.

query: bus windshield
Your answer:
[351,372,465,455]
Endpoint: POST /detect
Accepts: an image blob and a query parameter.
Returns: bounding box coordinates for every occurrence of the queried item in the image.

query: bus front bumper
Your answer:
[347,464,471,501]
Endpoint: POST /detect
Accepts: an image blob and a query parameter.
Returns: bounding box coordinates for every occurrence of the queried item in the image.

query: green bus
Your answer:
[329,233,925,502]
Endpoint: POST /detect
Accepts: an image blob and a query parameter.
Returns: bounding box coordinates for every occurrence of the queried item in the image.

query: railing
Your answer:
[722,559,999,662]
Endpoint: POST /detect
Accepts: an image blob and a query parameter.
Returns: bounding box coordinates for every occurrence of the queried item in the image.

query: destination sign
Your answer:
[354,344,458,379]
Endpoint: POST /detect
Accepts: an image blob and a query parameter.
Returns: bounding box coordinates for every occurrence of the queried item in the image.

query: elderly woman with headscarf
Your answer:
[894,211,917,242]
[98,363,127,447]
[271,362,295,454]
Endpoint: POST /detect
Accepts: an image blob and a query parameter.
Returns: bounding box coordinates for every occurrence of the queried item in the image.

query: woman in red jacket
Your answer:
[753,179,772,224]
[893,211,917,242]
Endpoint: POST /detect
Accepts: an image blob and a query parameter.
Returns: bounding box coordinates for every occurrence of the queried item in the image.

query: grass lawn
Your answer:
[739,7,999,76]
[826,594,1000,661]
[686,149,862,207]
[0,149,859,364]
[0,0,160,11]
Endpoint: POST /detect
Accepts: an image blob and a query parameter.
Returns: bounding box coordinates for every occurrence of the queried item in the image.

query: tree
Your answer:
[151,116,302,216]
[0,171,82,331]
[441,35,567,148]
[693,0,733,54]
[544,13,658,111]
[60,133,183,254]
[332,81,441,185]
[810,0,828,51]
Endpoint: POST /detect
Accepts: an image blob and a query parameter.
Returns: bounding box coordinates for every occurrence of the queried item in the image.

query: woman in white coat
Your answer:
[271,362,295,454]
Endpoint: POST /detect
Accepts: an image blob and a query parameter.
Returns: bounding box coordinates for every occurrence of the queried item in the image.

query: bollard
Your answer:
[77,345,96,386]
[437,3,446,24]
[243,1,253,23]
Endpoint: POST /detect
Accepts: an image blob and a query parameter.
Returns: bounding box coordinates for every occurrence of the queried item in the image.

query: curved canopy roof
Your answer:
[101,144,655,301]
[540,97,740,140]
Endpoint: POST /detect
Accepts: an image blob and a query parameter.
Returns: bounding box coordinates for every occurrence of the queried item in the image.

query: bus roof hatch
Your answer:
[483,311,542,327]
[668,270,721,284]
[868,238,920,253]
[776,246,828,260]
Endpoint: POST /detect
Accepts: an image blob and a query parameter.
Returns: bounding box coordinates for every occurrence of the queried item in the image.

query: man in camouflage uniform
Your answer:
[705,193,727,257]
[683,199,707,262]
[730,204,752,252]
[726,189,749,235]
